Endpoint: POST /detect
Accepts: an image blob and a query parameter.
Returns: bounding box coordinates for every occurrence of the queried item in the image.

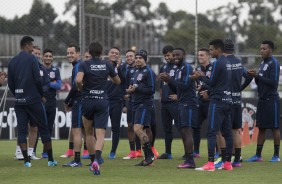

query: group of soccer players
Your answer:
[7,35,280,175]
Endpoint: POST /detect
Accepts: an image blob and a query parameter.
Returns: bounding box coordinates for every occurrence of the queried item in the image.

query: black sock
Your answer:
[274,145,280,156]
[129,141,135,151]
[47,149,54,162]
[22,150,30,163]
[143,142,153,159]
[95,150,102,161]
[186,152,194,161]
[90,154,95,163]
[69,142,74,150]
[151,124,156,147]
[234,148,241,162]
[221,148,226,162]
[74,152,80,163]
[84,142,87,150]
[256,145,263,157]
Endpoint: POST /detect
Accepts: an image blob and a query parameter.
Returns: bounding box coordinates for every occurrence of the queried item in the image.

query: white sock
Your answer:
[28,148,34,156]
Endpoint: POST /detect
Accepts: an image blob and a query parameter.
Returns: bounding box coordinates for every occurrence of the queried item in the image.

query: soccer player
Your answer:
[76,41,120,175]
[244,40,280,162]
[158,45,179,160]
[8,36,57,167]
[127,49,155,166]
[160,48,198,168]
[193,39,233,171]
[41,48,62,156]
[193,48,212,158]
[63,43,83,167]
[106,47,127,159]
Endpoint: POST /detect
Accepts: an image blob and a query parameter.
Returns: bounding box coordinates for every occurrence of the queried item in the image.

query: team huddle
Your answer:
[6,36,280,175]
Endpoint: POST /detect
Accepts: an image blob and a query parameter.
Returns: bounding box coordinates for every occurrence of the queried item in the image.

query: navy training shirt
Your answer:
[78,57,117,100]
[196,63,212,102]
[105,61,127,102]
[199,55,232,104]
[8,51,43,105]
[44,65,61,103]
[159,63,178,103]
[255,56,280,100]
[65,60,83,107]
[131,65,155,109]
[168,62,198,106]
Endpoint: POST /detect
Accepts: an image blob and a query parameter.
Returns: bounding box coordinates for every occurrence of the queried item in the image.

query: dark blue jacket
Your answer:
[8,51,43,105]
[196,63,212,102]
[65,60,83,107]
[168,61,198,106]
[255,56,280,100]
[160,63,178,103]
[131,65,155,109]
[44,65,61,103]
[199,55,232,104]
[227,55,252,105]
[105,61,127,102]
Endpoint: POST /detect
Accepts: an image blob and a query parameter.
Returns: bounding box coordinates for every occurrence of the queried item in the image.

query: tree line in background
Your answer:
[1,0,282,55]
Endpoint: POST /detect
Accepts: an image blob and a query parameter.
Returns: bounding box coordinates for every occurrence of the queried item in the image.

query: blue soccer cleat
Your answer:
[24,162,32,167]
[108,152,116,159]
[91,161,100,175]
[245,155,262,162]
[48,160,58,167]
[269,155,280,162]
[41,152,48,159]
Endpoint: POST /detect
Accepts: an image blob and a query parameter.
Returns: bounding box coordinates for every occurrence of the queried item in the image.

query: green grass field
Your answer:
[0,139,281,184]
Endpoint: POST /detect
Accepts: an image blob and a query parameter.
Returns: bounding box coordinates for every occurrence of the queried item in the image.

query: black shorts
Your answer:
[256,99,280,129]
[71,100,83,128]
[133,104,153,127]
[178,103,198,128]
[81,99,109,129]
[231,105,242,129]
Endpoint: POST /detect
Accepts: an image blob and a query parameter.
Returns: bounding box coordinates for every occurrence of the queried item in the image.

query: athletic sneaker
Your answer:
[151,147,159,158]
[135,155,155,166]
[30,152,40,160]
[222,161,233,170]
[15,152,24,160]
[108,152,116,159]
[81,150,90,159]
[135,150,143,157]
[123,151,137,159]
[232,161,241,167]
[91,161,100,175]
[48,160,58,167]
[177,160,196,169]
[214,157,222,165]
[195,162,215,171]
[158,153,172,159]
[245,155,262,162]
[215,161,224,169]
[193,152,200,158]
[269,155,280,162]
[24,162,32,167]
[62,160,82,167]
[60,149,74,158]
[87,157,105,166]
[41,152,48,159]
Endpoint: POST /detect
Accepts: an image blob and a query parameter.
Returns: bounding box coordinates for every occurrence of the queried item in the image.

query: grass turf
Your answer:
[0,139,281,184]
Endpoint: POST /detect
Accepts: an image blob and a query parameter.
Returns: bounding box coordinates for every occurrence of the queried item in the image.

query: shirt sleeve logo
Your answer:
[137,73,143,81]
[263,64,269,71]
[49,71,55,78]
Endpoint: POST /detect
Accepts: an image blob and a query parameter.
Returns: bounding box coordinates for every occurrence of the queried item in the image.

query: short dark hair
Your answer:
[262,40,274,50]
[33,45,41,50]
[199,48,209,54]
[110,47,120,52]
[209,39,224,50]
[20,36,34,48]
[88,42,103,57]
[68,43,80,53]
[126,49,135,54]
[162,45,174,54]
[173,47,186,55]
[43,48,53,55]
